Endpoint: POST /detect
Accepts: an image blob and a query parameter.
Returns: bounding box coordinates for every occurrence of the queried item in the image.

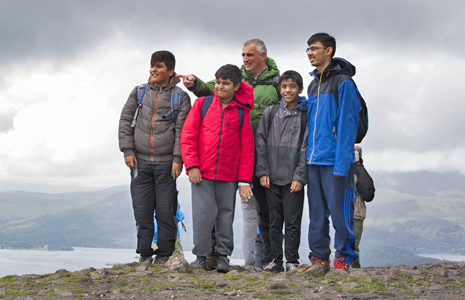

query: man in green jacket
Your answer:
[178,39,280,268]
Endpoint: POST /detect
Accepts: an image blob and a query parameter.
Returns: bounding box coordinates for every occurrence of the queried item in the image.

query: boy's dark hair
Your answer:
[279,70,303,89]
[215,64,242,86]
[307,32,336,58]
[150,50,176,71]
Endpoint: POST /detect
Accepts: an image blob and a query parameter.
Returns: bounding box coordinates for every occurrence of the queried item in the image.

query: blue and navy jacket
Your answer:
[306,58,361,177]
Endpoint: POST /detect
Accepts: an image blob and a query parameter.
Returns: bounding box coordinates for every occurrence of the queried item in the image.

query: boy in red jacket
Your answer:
[181,64,254,273]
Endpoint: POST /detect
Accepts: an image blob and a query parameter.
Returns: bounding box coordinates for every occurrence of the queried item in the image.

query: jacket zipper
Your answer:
[309,72,323,164]
[150,88,162,161]
[214,109,225,180]
[333,126,337,141]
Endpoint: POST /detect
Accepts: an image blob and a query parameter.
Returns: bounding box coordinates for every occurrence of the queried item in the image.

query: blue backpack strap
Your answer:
[131,83,149,128]
[200,95,214,122]
[162,86,183,122]
[171,86,182,121]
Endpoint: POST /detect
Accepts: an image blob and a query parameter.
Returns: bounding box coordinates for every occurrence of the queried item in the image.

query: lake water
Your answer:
[416,253,465,262]
[0,247,244,278]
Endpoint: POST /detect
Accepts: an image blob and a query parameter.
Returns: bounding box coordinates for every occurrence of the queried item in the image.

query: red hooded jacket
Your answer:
[181,81,254,183]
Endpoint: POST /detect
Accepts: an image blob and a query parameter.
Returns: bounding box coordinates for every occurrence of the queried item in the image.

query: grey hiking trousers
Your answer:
[191,179,237,257]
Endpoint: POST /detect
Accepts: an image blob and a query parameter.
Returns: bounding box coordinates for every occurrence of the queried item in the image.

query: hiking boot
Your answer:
[216,255,230,273]
[191,256,208,270]
[333,257,349,272]
[305,256,330,276]
[139,255,153,263]
[153,255,170,265]
[206,254,218,270]
[285,262,299,272]
[263,259,284,273]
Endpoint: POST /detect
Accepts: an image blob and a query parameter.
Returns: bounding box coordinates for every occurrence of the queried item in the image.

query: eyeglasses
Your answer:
[306,46,327,53]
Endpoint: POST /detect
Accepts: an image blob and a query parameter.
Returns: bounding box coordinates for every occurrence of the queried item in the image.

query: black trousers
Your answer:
[266,182,304,264]
[131,159,177,257]
[252,175,272,265]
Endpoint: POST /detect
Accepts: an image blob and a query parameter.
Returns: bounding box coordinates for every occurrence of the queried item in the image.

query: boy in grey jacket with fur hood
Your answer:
[255,70,308,272]
[118,50,191,264]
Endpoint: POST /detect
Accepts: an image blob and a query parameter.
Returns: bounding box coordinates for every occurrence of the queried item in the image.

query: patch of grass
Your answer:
[0,275,19,284]
[200,282,216,292]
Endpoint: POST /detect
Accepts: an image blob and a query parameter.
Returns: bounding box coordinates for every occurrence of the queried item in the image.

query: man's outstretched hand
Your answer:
[176,74,196,88]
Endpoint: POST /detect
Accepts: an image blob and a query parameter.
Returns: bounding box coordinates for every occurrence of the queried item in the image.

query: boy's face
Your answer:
[306,41,332,71]
[215,77,240,102]
[280,78,303,105]
[149,61,174,87]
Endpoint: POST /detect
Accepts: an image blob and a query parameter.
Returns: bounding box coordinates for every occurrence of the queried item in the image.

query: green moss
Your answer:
[200,282,216,292]
[0,275,19,284]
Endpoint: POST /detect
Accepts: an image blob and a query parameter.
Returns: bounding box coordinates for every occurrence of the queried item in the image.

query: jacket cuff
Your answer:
[331,170,348,177]
[123,149,135,157]
[173,155,183,164]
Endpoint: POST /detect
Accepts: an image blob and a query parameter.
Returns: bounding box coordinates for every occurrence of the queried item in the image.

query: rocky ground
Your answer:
[1,258,465,299]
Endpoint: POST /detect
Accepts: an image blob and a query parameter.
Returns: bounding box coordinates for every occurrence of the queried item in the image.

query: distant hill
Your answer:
[1,170,465,267]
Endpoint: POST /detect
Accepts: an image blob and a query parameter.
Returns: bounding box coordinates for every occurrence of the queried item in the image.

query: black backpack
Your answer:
[331,78,368,143]
[354,163,375,202]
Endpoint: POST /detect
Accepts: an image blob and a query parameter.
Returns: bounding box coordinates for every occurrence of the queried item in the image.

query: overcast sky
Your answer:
[1,0,464,192]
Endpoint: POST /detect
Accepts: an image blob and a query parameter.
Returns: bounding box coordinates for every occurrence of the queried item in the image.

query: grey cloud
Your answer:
[3,0,465,70]
[0,113,14,132]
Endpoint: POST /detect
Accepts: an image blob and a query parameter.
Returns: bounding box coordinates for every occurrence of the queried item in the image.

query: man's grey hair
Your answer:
[244,38,267,56]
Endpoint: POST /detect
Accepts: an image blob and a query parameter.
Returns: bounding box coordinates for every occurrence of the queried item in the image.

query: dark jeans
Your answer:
[266,183,304,265]
[131,159,177,257]
[252,175,272,265]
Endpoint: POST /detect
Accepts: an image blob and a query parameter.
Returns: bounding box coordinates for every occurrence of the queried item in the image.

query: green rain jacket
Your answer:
[188,57,280,135]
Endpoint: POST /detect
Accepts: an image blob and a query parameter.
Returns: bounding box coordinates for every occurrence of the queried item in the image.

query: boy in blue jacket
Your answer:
[305,33,361,274]
[255,70,308,272]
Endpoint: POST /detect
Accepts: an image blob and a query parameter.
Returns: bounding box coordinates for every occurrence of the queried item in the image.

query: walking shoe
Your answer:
[153,255,170,265]
[206,254,218,270]
[333,257,349,272]
[305,256,330,276]
[139,255,153,263]
[263,259,284,273]
[216,255,230,273]
[191,256,208,270]
[285,262,299,272]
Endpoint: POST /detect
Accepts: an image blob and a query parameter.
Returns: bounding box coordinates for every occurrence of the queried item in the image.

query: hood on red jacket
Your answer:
[213,80,254,112]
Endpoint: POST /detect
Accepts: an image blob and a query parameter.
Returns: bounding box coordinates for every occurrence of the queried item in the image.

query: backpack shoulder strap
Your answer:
[200,95,245,135]
[131,83,149,128]
[330,76,341,105]
[299,108,308,145]
[161,86,183,122]
[267,104,280,133]
[245,74,281,99]
[171,86,182,121]
[237,106,244,135]
[200,95,214,122]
